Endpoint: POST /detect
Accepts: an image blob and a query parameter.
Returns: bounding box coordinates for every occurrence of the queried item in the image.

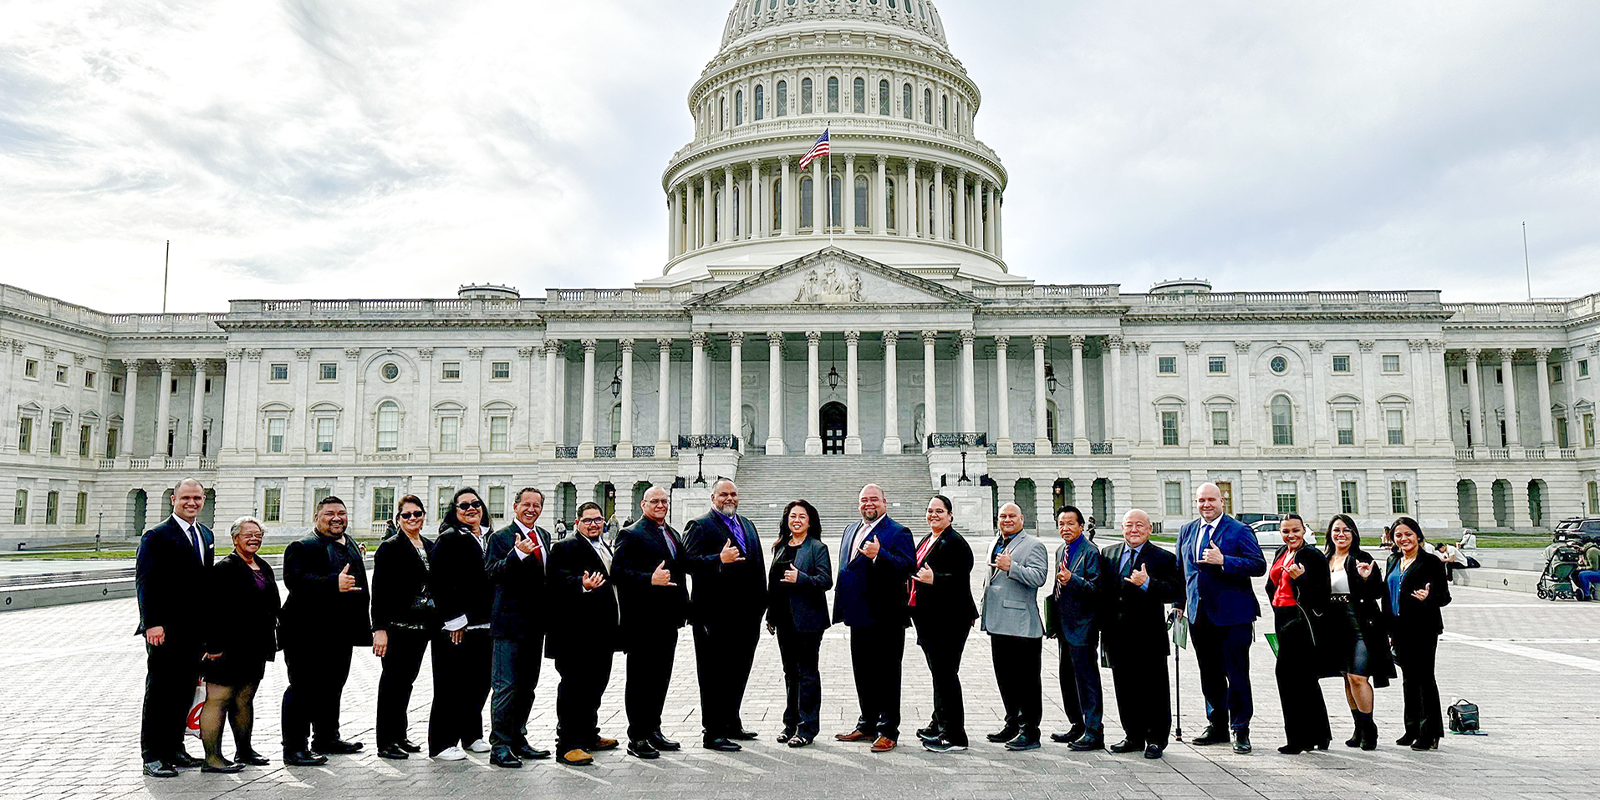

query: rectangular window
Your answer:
[313,487,331,507]
[1211,410,1230,445]
[1157,356,1177,375]
[1386,409,1405,445]
[1382,354,1402,373]
[18,418,32,453]
[1208,356,1227,374]
[439,416,459,452]
[166,428,175,458]
[316,418,335,453]
[12,490,26,525]
[79,425,91,457]
[49,420,63,455]
[1275,482,1298,516]
[1557,417,1569,449]
[1590,481,1600,514]
[441,362,462,381]
[1390,481,1409,514]
[489,416,509,452]
[56,365,68,384]
[437,487,454,520]
[45,491,58,525]
[111,375,123,394]
[1164,482,1183,516]
[1161,411,1180,446]
[24,359,38,378]
[373,487,395,522]
[1585,413,1595,448]
[263,488,281,522]
[1461,368,1469,385]
[1336,409,1355,445]
[105,428,118,457]
[84,371,96,389]
[267,418,285,453]
[1579,359,1589,378]
[319,363,338,381]
[1495,368,1503,384]
[269,363,288,381]
[1552,363,1563,383]
[491,361,511,380]
[1332,355,1351,374]
[75,491,87,525]
[488,486,507,521]
[170,378,178,394]
[1340,481,1359,515]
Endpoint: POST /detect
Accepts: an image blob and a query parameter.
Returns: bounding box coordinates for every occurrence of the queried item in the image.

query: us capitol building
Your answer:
[3,0,1598,546]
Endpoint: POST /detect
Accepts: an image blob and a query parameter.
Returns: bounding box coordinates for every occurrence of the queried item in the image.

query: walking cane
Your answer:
[1169,609,1186,743]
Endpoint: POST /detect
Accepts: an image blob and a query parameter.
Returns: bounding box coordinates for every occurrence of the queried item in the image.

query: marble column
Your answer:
[874,157,887,235]
[723,165,735,242]
[729,332,744,450]
[766,332,786,455]
[922,330,938,450]
[1407,339,1431,445]
[668,190,679,258]
[188,359,207,457]
[690,332,708,436]
[1071,336,1088,446]
[985,184,996,253]
[750,160,765,239]
[959,329,976,432]
[1464,349,1483,448]
[701,172,714,246]
[845,331,862,454]
[154,359,174,458]
[1500,348,1520,447]
[681,184,692,250]
[577,339,598,459]
[805,331,822,454]
[618,339,635,458]
[1032,336,1050,451]
[1536,348,1555,447]
[781,157,794,236]
[882,331,901,454]
[1563,348,1581,448]
[994,335,1011,454]
[220,352,240,455]
[1359,341,1379,445]
[843,154,856,235]
[542,340,559,456]
[955,171,967,246]
[1107,335,1124,442]
[656,338,673,457]
[996,191,1004,258]
[905,158,918,237]
[1235,342,1255,445]
[933,164,946,241]
[119,361,139,457]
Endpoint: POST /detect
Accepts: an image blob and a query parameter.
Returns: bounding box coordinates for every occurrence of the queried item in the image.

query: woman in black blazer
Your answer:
[197,517,281,772]
[1382,516,1452,751]
[1323,514,1395,750]
[371,494,437,760]
[909,494,979,752]
[1262,515,1336,754]
[765,499,833,748]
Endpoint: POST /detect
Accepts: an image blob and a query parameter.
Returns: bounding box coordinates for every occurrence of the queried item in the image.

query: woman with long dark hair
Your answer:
[1262,514,1334,754]
[372,495,436,760]
[1384,517,1452,751]
[427,487,495,760]
[765,499,832,748]
[1323,514,1394,750]
[910,494,978,753]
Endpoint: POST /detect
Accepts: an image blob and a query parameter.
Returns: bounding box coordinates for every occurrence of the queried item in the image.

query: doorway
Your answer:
[821,402,847,455]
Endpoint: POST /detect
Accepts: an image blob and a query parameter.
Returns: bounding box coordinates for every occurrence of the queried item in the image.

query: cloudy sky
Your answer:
[2,0,1597,312]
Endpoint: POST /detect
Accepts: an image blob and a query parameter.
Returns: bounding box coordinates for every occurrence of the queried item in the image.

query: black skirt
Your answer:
[204,654,267,687]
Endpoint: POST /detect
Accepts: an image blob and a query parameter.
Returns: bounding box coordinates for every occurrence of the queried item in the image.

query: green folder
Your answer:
[1265,632,1280,658]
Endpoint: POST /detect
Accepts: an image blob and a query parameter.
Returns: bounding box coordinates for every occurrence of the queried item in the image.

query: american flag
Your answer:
[798,129,830,170]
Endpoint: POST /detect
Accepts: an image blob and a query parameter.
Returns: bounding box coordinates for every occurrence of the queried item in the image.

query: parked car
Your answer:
[1251,518,1316,549]
[1553,517,1600,545]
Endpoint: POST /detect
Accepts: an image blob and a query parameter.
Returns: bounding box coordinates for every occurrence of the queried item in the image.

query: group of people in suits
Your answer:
[135,476,1456,779]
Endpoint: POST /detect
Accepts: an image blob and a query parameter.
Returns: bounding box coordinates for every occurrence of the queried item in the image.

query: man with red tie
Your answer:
[612,486,689,759]
[484,488,554,768]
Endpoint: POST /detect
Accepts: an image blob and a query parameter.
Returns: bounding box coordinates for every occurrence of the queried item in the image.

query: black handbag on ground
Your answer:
[1448,698,1480,733]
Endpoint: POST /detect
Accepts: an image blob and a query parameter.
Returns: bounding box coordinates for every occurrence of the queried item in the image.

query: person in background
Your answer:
[766,499,833,749]
[428,488,495,761]
[1575,541,1600,601]
[371,495,435,760]
[1045,505,1104,751]
[909,495,977,754]
[1384,517,1452,752]
[545,503,622,767]
[1263,514,1334,754]
[197,516,279,773]
[1457,530,1477,550]
[1323,514,1394,751]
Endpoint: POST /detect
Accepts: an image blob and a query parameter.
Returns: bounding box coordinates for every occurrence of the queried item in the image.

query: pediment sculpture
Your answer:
[795,265,863,304]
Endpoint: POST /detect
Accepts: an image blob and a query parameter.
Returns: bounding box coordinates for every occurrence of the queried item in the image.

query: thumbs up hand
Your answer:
[1201,544,1225,566]
[720,538,745,564]
[1125,563,1149,588]
[651,561,678,587]
[338,564,361,592]
[1057,561,1074,586]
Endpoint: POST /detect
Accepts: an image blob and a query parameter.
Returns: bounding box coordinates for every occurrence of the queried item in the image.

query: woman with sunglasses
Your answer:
[427,488,496,760]
[371,495,436,760]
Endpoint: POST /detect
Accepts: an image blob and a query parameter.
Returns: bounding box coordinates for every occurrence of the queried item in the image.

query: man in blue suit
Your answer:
[833,484,917,752]
[1176,482,1266,754]
[1044,505,1104,751]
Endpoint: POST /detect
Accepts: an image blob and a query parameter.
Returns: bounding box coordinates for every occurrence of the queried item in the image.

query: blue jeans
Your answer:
[1574,570,1600,599]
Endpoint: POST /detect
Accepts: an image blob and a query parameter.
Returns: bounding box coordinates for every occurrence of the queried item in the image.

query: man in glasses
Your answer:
[611,486,689,759]
[279,495,370,766]
[483,488,554,768]
[545,502,621,766]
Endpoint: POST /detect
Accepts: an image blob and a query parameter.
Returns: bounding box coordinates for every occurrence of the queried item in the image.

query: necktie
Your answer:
[530,530,544,565]
[1198,523,1214,561]
[187,523,202,564]
[595,538,613,572]
[1120,546,1134,577]
[726,516,746,552]
[662,526,677,558]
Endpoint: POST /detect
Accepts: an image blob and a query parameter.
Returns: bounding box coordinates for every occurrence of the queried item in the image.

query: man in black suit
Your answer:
[1099,509,1183,759]
[484,487,554,768]
[612,485,689,759]
[545,502,621,766]
[683,479,766,752]
[279,495,371,766]
[135,478,215,777]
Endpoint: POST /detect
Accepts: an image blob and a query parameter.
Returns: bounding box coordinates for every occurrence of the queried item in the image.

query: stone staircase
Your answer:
[731,453,934,535]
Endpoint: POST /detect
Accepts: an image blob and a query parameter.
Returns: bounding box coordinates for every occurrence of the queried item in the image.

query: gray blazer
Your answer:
[979,531,1050,639]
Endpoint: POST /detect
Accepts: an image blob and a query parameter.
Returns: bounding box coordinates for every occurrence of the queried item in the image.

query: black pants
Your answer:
[140,640,202,763]
[1058,635,1103,736]
[990,634,1043,739]
[555,648,615,753]
[849,622,905,740]
[692,621,760,738]
[281,640,353,752]
[915,623,969,745]
[428,628,491,754]
[1273,606,1331,747]
[1191,618,1254,733]
[375,627,430,747]
[1392,628,1443,740]
[625,627,678,742]
[1107,643,1169,747]
[775,627,824,738]
[490,634,544,749]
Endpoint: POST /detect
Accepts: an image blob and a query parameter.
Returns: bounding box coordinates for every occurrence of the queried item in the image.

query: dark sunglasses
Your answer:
[456,500,485,511]
[398,511,425,520]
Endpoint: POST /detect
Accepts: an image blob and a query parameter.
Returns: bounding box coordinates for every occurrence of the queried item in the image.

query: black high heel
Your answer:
[1410,737,1438,751]
[1395,731,1416,747]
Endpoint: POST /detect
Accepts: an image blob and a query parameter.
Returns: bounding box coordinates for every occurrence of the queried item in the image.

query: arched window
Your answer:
[719,97,726,130]
[902,83,913,119]
[829,174,842,227]
[799,176,814,229]
[734,89,744,125]
[885,177,897,231]
[827,76,839,113]
[947,187,955,237]
[941,94,948,128]
[776,80,787,117]
[732,185,741,238]
[1046,400,1059,444]
[713,190,721,240]
[376,402,399,452]
[853,77,865,113]
[771,182,782,231]
[1271,395,1294,445]
[878,79,890,115]
[854,175,869,228]
[923,88,933,124]
[927,183,935,232]
[754,84,765,121]
[801,77,813,114]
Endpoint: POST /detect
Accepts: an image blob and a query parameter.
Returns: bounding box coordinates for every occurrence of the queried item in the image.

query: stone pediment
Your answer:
[687,247,978,310]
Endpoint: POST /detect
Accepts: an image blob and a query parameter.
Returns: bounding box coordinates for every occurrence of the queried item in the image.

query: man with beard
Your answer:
[832,484,917,752]
[683,479,766,752]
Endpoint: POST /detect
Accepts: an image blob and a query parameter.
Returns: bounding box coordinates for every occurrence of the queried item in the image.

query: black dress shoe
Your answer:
[490,747,523,769]
[1278,744,1306,755]
[515,744,552,760]
[1109,739,1144,754]
[1191,726,1230,746]
[313,739,364,755]
[201,761,245,774]
[234,750,271,766]
[916,725,941,742]
[1232,733,1253,754]
[728,729,760,741]
[283,750,328,767]
[647,732,680,751]
[1068,735,1104,752]
[703,737,742,752]
[626,740,660,759]
[1004,734,1041,751]
[1410,738,1439,751]
[142,760,178,778]
[398,739,424,753]
[1051,724,1086,744]
[986,727,1019,743]
[170,750,202,769]
[377,744,409,760]
[1395,732,1417,747]
[1143,744,1164,759]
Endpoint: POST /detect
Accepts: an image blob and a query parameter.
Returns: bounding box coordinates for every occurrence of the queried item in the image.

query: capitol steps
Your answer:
[731,453,933,534]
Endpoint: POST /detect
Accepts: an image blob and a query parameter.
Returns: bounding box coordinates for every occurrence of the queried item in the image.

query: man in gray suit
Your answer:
[980,502,1050,751]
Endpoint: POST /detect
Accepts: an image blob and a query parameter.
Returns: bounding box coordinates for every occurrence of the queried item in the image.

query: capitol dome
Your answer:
[651,0,1014,287]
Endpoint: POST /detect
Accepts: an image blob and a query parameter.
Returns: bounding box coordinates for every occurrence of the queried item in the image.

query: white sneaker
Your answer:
[433,746,467,761]
[466,739,491,753]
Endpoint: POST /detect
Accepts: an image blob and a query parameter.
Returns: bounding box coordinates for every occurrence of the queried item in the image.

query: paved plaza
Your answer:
[0,573,1592,800]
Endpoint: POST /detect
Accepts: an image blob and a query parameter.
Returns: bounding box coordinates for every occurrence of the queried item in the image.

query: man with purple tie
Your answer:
[612,486,689,760]
[684,479,766,752]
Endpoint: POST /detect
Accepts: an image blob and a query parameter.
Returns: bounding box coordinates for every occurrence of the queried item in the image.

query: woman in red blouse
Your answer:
[1263,515,1336,754]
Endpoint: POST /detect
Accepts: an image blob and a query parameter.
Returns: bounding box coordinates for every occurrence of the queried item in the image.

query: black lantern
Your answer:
[827,365,841,390]
[1045,362,1058,394]
[609,367,622,399]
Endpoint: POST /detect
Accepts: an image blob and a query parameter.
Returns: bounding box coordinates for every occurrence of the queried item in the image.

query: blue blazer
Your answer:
[1045,536,1103,647]
[1175,514,1265,627]
[832,515,916,628]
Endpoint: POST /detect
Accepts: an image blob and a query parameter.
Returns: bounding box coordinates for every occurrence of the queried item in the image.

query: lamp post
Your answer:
[96,511,103,555]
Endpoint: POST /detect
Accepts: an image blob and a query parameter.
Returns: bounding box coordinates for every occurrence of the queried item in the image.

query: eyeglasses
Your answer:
[456,501,484,511]
[398,511,426,520]
[578,517,604,525]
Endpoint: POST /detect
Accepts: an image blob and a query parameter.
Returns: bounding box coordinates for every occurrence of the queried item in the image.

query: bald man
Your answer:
[833,484,917,752]
[683,479,765,751]
[979,502,1050,751]
[612,486,689,760]
[1100,509,1182,759]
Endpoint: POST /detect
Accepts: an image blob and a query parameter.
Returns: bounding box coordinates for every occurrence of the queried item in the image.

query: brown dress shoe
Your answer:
[835,729,872,742]
[557,749,594,766]
[870,736,897,753]
[590,738,619,752]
